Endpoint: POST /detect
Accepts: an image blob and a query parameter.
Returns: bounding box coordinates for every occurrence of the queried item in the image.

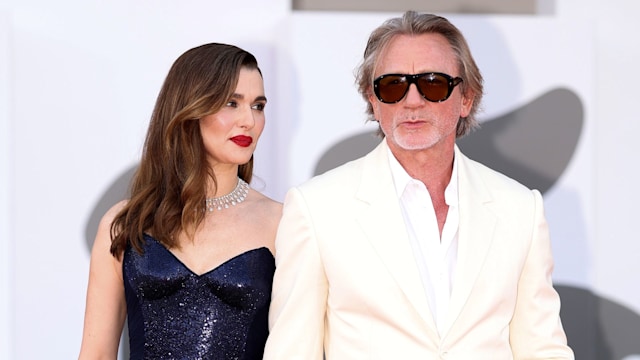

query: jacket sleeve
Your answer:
[263,187,327,360]
[509,190,575,360]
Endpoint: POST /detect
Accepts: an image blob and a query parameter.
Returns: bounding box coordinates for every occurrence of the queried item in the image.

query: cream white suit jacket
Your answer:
[264,140,574,360]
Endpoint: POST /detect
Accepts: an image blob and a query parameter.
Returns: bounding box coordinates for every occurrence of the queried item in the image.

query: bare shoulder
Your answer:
[250,190,283,223]
[245,190,282,254]
[93,200,128,250]
[102,200,128,225]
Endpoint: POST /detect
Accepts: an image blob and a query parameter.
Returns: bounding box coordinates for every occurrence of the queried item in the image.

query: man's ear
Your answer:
[368,91,380,119]
[460,91,474,118]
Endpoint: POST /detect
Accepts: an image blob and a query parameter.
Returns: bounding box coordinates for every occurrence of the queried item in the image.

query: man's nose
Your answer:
[403,83,426,106]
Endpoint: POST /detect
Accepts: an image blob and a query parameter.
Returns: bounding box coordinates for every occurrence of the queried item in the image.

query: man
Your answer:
[264,11,574,359]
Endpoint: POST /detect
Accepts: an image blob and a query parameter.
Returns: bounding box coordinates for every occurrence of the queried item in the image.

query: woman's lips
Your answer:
[230,135,253,147]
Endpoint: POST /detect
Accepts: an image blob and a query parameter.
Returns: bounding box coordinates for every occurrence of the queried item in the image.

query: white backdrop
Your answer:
[1,0,640,359]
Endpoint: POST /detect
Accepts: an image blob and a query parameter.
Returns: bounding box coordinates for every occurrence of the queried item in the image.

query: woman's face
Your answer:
[199,67,266,170]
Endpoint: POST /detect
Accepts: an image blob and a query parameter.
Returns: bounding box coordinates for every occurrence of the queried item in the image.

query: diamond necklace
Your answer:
[205,178,250,212]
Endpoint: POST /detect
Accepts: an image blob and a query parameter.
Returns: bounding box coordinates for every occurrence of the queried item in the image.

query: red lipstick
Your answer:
[230,135,253,147]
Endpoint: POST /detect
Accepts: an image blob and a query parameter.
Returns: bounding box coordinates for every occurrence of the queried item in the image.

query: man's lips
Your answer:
[230,135,253,147]
[399,120,427,129]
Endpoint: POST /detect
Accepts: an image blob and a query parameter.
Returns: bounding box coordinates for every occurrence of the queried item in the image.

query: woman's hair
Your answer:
[355,11,484,138]
[110,43,261,257]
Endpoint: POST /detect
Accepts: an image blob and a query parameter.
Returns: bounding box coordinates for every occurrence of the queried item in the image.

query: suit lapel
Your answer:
[352,143,497,337]
[355,141,437,331]
[442,147,497,337]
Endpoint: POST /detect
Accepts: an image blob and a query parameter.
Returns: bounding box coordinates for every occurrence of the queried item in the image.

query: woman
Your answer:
[78,43,282,359]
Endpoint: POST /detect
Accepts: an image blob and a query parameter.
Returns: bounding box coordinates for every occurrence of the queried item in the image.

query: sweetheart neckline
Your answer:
[142,234,273,277]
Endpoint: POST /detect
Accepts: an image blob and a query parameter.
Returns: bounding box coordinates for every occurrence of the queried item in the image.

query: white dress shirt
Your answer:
[388,145,459,336]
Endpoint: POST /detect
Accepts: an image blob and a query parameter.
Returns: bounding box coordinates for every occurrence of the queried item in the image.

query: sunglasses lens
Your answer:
[377,76,409,103]
[417,74,449,102]
[375,73,460,103]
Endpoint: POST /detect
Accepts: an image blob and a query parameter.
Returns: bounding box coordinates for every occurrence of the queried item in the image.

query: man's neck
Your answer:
[389,141,455,195]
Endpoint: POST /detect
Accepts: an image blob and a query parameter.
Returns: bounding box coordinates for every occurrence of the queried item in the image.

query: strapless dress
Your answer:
[123,234,275,359]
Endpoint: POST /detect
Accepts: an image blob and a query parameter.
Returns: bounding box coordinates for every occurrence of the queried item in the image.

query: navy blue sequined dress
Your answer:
[123,234,275,360]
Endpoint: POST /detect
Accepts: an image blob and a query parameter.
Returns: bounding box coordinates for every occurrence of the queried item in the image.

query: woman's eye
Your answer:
[252,103,266,111]
[226,100,238,107]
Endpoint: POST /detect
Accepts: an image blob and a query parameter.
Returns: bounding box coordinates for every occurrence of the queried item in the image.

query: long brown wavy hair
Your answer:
[109,43,261,258]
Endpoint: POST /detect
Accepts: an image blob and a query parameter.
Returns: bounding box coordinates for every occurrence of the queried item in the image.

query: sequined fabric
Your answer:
[123,234,275,360]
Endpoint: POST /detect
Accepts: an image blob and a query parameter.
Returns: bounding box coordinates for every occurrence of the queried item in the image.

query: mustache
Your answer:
[393,112,432,121]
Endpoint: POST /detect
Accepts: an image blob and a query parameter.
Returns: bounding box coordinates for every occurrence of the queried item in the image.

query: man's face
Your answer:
[368,33,473,154]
